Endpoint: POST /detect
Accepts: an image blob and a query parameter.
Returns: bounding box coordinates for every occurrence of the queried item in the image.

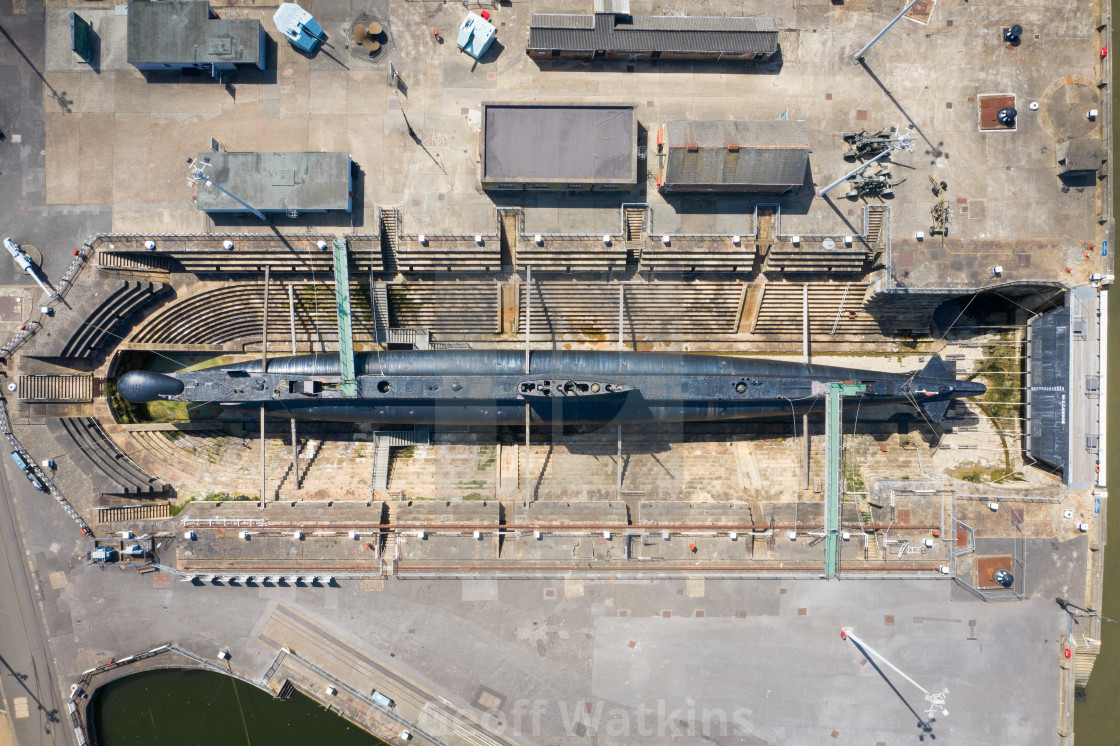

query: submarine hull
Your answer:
[118,350,986,426]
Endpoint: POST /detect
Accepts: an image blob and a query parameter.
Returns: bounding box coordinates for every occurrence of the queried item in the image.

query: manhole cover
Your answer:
[0,296,22,322]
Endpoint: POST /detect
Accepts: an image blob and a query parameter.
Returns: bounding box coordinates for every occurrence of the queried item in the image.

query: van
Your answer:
[10,451,28,471]
[370,690,393,708]
[24,471,45,491]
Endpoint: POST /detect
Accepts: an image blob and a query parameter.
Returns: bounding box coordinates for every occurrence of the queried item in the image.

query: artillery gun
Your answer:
[842,129,896,161]
[928,176,950,235]
[845,171,903,199]
[930,200,951,235]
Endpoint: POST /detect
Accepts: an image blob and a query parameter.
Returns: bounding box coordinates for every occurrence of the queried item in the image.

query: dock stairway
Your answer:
[17,374,94,402]
[371,282,390,343]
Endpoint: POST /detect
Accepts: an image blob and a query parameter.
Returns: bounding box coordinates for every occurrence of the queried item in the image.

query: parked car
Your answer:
[24,471,45,491]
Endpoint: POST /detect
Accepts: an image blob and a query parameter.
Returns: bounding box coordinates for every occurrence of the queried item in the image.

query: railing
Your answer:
[0,397,91,535]
[0,234,95,362]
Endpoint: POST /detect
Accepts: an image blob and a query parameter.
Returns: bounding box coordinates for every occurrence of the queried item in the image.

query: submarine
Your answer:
[117,350,985,427]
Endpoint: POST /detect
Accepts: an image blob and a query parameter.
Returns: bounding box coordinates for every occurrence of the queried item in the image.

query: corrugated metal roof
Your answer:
[666,120,808,149]
[531,13,596,30]
[127,0,261,65]
[528,13,779,55]
[593,0,630,15]
[629,16,776,32]
[663,120,809,188]
[482,104,636,184]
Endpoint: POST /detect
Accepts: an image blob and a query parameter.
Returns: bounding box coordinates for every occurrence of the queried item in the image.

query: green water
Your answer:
[92,669,388,746]
[1073,12,1120,739]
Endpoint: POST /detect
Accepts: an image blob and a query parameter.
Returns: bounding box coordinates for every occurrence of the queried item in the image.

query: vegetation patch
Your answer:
[949,460,1020,484]
[476,445,496,471]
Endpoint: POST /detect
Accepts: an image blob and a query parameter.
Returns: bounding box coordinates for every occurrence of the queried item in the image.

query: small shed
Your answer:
[457,12,497,60]
[273,3,324,54]
[1056,139,1102,177]
[659,119,810,193]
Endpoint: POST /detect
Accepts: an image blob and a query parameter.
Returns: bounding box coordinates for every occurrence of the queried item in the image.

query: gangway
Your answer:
[824,381,867,578]
[332,236,358,396]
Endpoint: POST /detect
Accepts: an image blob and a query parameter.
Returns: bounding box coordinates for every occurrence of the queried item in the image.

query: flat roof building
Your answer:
[192,152,353,214]
[1056,138,1102,178]
[528,5,778,61]
[480,103,637,191]
[127,0,265,72]
[658,120,810,194]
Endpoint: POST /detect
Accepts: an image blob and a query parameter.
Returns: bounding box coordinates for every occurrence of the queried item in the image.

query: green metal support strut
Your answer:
[332,236,358,397]
[825,381,867,578]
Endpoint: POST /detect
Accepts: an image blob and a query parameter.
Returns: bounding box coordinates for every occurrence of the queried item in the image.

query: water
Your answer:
[1073,14,1120,738]
[92,668,388,746]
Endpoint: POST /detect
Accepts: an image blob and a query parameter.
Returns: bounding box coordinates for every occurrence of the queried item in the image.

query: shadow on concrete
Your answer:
[0,23,75,112]
[847,637,939,740]
[0,653,61,725]
[860,60,945,161]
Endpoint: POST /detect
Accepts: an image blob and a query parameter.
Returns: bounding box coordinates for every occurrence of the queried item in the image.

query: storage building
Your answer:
[480,103,637,191]
[658,120,810,194]
[127,0,266,73]
[192,152,353,214]
[528,1,778,62]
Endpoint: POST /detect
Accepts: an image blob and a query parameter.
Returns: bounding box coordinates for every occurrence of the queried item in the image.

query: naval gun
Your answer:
[842,129,896,161]
[118,350,985,428]
[845,170,903,199]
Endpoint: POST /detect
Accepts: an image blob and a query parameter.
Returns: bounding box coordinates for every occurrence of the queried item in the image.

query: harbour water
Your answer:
[92,668,388,746]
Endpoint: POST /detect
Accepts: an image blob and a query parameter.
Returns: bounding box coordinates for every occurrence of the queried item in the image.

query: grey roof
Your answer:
[482,103,636,184]
[528,13,778,55]
[1057,138,1102,173]
[663,120,809,188]
[127,0,261,65]
[193,152,351,212]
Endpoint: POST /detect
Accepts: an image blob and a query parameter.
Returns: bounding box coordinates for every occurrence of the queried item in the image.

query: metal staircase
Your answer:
[370,437,391,491]
[371,282,390,343]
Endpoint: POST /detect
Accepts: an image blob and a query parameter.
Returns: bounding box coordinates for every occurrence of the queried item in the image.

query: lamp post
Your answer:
[841,628,949,718]
[854,0,921,61]
[188,157,267,222]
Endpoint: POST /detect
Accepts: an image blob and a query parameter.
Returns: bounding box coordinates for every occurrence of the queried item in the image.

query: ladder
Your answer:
[830,282,852,335]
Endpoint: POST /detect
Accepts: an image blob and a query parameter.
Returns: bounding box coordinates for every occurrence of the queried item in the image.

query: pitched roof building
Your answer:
[528,8,778,61]
[658,120,810,194]
[480,103,637,191]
